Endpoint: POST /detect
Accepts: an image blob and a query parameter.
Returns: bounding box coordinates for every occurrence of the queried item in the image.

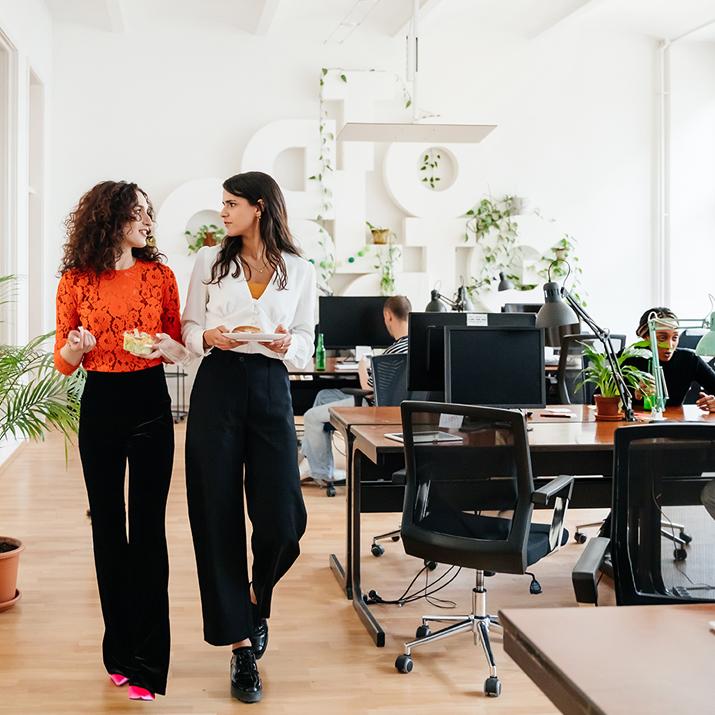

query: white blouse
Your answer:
[181,246,317,370]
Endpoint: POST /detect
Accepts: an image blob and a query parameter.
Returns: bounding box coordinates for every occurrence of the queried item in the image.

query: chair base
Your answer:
[394,571,503,698]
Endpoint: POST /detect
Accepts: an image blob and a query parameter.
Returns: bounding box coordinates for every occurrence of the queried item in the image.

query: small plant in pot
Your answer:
[185,223,226,254]
[0,275,84,611]
[575,341,653,420]
[366,221,394,245]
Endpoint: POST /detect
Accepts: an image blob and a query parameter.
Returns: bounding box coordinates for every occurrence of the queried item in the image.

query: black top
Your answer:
[626,348,715,406]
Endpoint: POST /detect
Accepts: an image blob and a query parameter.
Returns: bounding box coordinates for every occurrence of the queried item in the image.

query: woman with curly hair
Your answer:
[182,171,315,703]
[54,180,181,701]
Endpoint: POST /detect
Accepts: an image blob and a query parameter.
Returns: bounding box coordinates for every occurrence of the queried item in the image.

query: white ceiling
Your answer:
[43,0,715,42]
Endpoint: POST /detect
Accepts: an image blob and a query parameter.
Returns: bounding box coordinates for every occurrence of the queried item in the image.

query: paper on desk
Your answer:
[439,413,463,429]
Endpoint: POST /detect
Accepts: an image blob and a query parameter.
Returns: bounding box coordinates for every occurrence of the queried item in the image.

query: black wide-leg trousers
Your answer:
[78,366,174,695]
[185,351,307,646]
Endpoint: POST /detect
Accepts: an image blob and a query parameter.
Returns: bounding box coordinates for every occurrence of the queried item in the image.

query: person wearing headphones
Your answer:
[300,295,411,485]
[598,306,715,538]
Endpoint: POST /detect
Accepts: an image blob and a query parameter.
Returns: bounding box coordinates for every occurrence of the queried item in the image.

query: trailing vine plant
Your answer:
[419,149,442,190]
[464,195,524,295]
[536,234,587,306]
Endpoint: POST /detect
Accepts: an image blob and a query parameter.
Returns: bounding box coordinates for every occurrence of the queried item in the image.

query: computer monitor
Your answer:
[407,311,536,392]
[318,296,393,349]
[502,303,543,314]
[444,326,546,408]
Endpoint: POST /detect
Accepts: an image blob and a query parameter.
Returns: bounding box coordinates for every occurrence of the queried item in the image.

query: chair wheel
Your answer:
[390,535,401,542]
[529,580,542,595]
[371,544,385,557]
[424,560,437,571]
[679,531,693,544]
[674,548,687,561]
[484,676,501,697]
[415,625,431,639]
[574,532,587,544]
[395,654,413,673]
[326,484,336,497]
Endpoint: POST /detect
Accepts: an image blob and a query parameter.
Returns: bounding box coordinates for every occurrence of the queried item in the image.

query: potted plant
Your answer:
[366,221,394,245]
[0,275,84,611]
[185,223,226,254]
[575,342,652,420]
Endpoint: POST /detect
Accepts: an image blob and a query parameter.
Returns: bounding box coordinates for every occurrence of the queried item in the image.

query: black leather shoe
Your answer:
[251,617,269,660]
[230,647,262,703]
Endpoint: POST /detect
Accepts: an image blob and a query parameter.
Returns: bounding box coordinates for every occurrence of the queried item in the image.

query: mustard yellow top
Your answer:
[248,281,267,300]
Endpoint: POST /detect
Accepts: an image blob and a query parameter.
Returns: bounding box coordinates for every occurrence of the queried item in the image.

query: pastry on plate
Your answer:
[231,325,261,334]
[123,329,155,356]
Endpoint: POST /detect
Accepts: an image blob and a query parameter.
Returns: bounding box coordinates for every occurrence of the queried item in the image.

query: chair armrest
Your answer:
[391,468,406,485]
[342,387,374,406]
[532,474,574,505]
[572,536,610,605]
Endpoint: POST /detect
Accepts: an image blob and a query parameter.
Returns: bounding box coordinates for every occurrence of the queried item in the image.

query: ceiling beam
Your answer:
[389,0,446,38]
[251,0,281,35]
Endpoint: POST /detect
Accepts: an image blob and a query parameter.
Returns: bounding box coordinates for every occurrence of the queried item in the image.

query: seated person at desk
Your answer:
[599,307,715,537]
[300,295,410,484]
[627,307,715,410]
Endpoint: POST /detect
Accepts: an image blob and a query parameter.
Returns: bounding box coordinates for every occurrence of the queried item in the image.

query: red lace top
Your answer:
[54,260,182,375]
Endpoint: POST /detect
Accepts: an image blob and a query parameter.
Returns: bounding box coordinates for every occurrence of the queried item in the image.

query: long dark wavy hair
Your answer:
[208,171,301,290]
[59,180,164,275]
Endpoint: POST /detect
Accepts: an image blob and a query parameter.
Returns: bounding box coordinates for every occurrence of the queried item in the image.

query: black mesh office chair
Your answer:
[573,423,715,605]
[394,401,573,697]
[678,331,715,404]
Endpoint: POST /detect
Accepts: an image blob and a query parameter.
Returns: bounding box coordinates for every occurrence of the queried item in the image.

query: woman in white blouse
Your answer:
[182,171,315,704]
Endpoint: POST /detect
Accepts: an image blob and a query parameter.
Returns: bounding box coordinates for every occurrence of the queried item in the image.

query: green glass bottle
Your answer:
[315,332,326,371]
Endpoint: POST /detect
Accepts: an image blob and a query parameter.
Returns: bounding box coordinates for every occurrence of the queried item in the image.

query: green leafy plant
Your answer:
[419,149,442,190]
[464,195,524,295]
[0,275,84,443]
[184,224,226,255]
[307,225,337,295]
[575,342,653,399]
[374,242,401,296]
[537,234,586,306]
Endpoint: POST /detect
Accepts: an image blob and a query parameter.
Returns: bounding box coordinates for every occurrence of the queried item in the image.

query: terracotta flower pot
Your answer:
[594,395,622,421]
[0,537,24,611]
[203,233,217,247]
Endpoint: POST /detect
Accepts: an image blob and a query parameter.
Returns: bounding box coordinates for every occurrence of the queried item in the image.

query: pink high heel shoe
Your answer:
[128,685,155,701]
[109,673,129,687]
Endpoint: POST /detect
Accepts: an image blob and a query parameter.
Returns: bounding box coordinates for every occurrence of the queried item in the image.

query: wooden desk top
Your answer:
[331,403,713,433]
[500,603,715,715]
[289,357,359,376]
[347,405,715,461]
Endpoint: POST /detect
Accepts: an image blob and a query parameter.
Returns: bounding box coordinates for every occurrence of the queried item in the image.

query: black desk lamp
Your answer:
[497,272,514,291]
[535,259,636,422]
[425,284,474,312]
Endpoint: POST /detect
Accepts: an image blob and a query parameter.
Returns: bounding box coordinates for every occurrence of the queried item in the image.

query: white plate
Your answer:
[221,332,283,342]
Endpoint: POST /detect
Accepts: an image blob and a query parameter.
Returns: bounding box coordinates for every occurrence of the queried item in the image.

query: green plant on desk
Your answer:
[575,342,652,398]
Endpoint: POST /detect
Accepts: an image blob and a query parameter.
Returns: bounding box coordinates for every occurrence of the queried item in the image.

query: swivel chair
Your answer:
[394,401,573,697]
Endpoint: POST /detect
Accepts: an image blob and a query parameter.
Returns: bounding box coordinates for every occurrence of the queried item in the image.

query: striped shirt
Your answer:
[367,335,408,389]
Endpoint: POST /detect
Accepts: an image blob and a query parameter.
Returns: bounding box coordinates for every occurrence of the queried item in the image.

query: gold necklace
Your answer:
[241,254,266,274]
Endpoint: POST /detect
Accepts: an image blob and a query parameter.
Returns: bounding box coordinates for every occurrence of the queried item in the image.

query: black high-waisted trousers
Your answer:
[185,351,307,646]
[78,365,173,694]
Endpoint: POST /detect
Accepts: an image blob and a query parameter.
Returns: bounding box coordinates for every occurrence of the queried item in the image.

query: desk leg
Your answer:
[351,448,386,647]
[329,427,353,599]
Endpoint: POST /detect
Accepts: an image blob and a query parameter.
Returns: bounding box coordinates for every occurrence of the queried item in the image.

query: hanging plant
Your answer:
[536,234,587,306]
[464,195,525,296]
[419,149,442,190]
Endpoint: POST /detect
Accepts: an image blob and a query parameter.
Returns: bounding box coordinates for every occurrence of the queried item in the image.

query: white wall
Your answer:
[669,41,715,321]
[47,11,659,341]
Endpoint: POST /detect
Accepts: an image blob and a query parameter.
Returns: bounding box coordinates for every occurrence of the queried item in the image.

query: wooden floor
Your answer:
[0,425,613,714]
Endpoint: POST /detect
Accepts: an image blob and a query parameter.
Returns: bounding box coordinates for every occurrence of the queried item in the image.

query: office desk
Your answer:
[499,603,715,715]
[331,404,715,646]
[289,358,359,415]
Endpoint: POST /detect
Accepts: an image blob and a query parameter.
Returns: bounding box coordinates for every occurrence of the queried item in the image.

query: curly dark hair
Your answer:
[208,171,301,290]
[59,180,165,275]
